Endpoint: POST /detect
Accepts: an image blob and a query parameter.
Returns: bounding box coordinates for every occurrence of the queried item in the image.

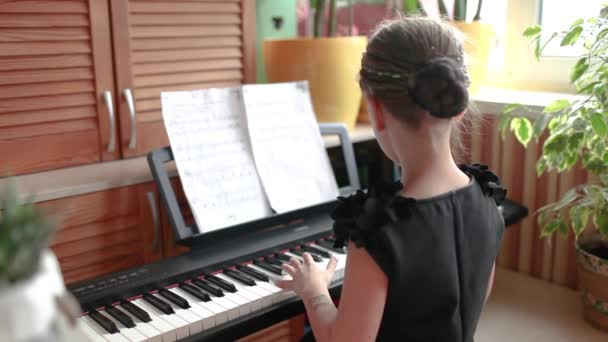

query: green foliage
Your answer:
[0,181,56,285]
[500,6,608,240]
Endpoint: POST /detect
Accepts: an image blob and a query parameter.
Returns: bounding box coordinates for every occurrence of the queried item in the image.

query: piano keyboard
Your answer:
[77,236,347,342]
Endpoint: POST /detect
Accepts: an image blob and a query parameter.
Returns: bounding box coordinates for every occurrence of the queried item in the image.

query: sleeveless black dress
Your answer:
[325,164,507,342]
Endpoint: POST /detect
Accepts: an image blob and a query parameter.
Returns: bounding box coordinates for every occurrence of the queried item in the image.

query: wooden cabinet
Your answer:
[1,0,256,174]
[110,0,256,157]
[43,182,163,285]
[0,0,119,175]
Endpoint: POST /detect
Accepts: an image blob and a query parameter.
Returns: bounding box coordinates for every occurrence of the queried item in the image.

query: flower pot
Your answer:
[451,21,495,94]
[0,250,66,341]
[576,236,608,331]
[263,36,367,130]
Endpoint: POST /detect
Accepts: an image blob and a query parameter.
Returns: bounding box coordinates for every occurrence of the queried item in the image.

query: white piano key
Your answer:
[247,264,296,302]
[176,288,229,326]
[311,244,348,279]
[152,294,203,336]
[102,310,148,342]
[134,299,190,340]
[124,302,177,342]
[254,279,285,304]
[168,287,216,330]
[116,305,163,342]
[215,273,268,311]
[77,317,107,342]
[205,293,241,321]
[219,288,252,316]
[81,315,130,342]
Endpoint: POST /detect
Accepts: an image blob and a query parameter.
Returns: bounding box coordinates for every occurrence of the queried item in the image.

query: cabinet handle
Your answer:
[123,88,137,149]
[146,191,161,253]
[102,91,116,153]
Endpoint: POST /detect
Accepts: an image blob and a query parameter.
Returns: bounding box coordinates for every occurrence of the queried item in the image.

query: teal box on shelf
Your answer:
[256,0,297,83]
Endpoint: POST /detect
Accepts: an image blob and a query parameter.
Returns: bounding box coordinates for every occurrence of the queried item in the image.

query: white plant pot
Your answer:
[0,250,66,342]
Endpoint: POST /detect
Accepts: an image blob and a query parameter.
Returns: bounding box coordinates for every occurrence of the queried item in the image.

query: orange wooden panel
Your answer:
[0,13,89,27]
[0,130,99,175]
[0,1,88,13]
[236,321,290,342]
[53,229,142,258]
[134,80,241,102]
[0,118,97,140]
[61,254,143,285]
[0,93,96,114]
[132,47,242,63]
[132,120,170,155]
[0,54,92,71]
[0,106,97,128]
[241,0,256,84]
[51,216,139,245]
[137,182,165,262]
[57,242,142,270]
[0,41,91,56]
[131,36,241,51]
[130,2,240,14]
[0,80,95,100]
[134,69,243,89]
[130,13,241,25]
[0,27,90,42]
[0,67,93,86]
[130,25,241,38]
[133,59,242,77]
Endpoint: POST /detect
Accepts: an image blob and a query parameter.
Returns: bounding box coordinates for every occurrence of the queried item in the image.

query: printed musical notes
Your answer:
[242,81,339,213]
[161,87,271,233]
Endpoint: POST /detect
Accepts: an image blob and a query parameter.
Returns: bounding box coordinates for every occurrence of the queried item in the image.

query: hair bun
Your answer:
[407,57,469,118]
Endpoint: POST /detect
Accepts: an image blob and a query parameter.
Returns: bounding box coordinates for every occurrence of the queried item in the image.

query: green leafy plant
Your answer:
[500,6,608,240]
[0,181,56,286]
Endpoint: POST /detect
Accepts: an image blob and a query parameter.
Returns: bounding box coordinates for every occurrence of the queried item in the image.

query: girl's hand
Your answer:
[275,252,338,300]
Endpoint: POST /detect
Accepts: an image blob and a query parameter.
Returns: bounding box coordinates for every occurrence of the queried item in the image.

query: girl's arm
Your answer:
[280,242,388,342]
[485,262,495,303]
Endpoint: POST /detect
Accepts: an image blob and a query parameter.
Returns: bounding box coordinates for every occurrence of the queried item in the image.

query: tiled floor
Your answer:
[476,268,607,341]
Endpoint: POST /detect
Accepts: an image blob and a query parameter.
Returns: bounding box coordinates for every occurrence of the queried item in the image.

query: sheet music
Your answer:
[242,81,340,213]
[161,87,272,233]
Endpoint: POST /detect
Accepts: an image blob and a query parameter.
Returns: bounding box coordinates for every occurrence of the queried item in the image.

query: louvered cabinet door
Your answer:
[0,0,120,175]
[110,0,256,157]
[44,183,164,285]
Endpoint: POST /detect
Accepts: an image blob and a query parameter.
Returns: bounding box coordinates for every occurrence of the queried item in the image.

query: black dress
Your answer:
[318,164,506,342]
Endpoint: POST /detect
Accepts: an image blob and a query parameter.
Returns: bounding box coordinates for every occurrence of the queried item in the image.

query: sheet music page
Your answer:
[161,87,272,233]
[242,81,340,213]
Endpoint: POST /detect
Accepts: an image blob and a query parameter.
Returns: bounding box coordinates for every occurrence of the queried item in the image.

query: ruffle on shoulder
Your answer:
[330,181,415,249]
[458,163,507,205]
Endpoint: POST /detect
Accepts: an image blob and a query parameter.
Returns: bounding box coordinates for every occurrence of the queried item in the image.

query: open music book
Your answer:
[161,81,340,234]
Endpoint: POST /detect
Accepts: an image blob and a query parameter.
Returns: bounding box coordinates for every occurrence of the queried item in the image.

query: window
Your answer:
[539,0,604,57]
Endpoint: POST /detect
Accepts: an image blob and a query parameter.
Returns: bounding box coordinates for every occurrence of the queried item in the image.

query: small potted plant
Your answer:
[500,6,608,330]
[0,182,68,341]
[263,0,367,129]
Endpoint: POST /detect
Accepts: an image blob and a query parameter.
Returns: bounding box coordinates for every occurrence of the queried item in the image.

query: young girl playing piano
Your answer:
[275,17,506,342]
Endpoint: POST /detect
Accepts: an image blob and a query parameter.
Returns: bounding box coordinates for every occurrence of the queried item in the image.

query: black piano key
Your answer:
[192,278,224,297]
[204,274,237,293]
[317,240,346,254]
[121,300,151,323]
[264,256,284,267]
[158,288,190,309]
[105,306,135,328]
[274,253,292,262]
[253,259,283,275]
[290,248,323,262]
[224,269,256,286]
[143,293,174,315]
[236,265,269,282]
[302,245,331,258]
[89,310,119,334]
[180,283,211,302]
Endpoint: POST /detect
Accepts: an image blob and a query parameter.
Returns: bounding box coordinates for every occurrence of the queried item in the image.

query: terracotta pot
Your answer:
[451,21,495,95]
[263,36,367,130]
[576,237,608,331]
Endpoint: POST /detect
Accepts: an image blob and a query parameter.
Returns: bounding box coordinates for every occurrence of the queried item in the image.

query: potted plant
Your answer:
[500,6,608,330]
[263,0,367,129]
[0,182,68,341]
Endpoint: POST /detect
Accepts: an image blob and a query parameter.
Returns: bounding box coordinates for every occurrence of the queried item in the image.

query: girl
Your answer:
[276,17,506,342]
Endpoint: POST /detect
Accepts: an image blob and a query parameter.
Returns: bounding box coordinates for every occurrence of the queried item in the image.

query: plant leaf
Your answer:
[570,18,584,29]
[523,25,542,37]
[542,217,563,237]
[502,103,522,114]
[498,114,512,139]
[570,205,590,237]
[553,188,580,211]
[590,112,608,137]
[570,58,589,83]
[561,26,583,46]
[594,209,608,237]
[510,117,532,146]
[536,158,548,175]
[544,99,570,113]
[532,113,551,138]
